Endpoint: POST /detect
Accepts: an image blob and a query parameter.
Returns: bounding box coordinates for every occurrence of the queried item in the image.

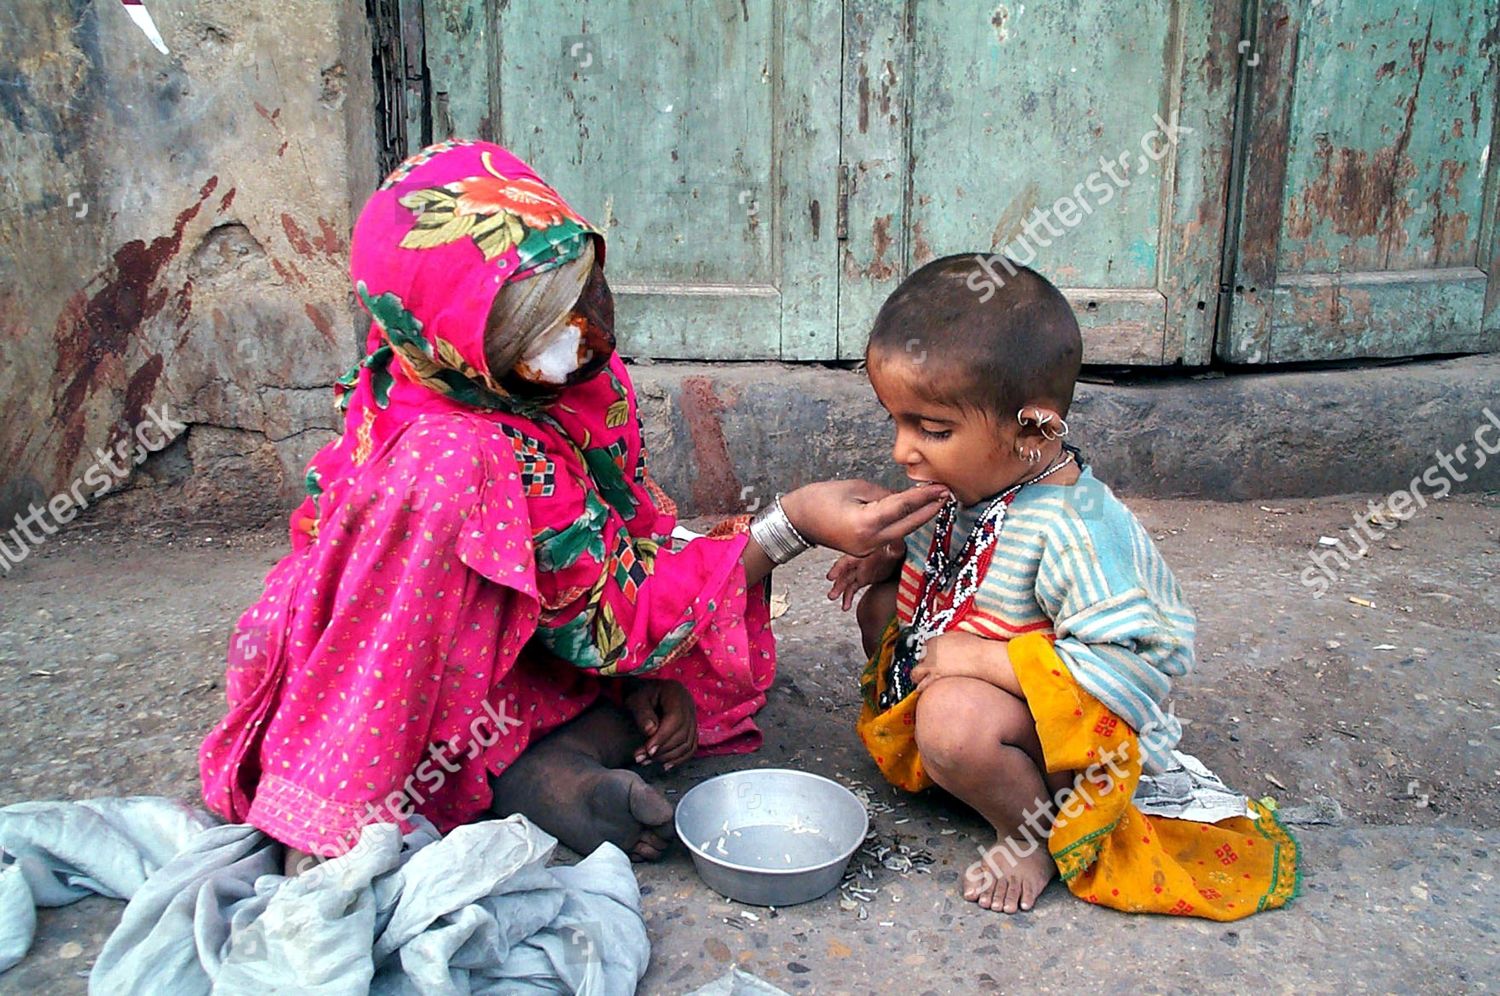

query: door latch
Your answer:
[836,163,850,241]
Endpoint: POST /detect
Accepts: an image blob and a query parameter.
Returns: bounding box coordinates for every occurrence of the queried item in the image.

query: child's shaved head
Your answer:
[867,255,1082,420]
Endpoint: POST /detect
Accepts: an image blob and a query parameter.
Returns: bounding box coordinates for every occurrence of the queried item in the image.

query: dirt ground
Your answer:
[1,491,1497,993]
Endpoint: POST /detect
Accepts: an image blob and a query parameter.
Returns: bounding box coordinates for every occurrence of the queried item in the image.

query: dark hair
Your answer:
[866,254,1082,418]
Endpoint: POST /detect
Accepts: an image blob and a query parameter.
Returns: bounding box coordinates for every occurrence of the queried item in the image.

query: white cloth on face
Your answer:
[0,797,649,995]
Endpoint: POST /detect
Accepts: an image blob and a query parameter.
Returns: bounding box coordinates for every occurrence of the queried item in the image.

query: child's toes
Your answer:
[1000,876,1024,914]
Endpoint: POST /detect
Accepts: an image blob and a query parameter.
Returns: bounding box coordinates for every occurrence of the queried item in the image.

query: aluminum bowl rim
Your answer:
[674,767,870,876]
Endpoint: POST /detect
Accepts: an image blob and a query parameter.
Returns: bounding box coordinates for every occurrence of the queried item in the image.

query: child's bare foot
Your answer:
[912,677,1063,914]
[962,837,1056,913]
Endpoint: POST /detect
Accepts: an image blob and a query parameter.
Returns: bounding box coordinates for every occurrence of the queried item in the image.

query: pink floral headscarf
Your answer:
[295,139,605,543]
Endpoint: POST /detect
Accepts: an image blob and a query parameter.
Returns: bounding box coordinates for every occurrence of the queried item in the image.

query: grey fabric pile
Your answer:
[687,968,791,995]
[1134,749,1255,823]
[0,797,649,994]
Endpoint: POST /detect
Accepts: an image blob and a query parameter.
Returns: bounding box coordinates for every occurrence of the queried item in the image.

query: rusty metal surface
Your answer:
[1224,0,1499,363]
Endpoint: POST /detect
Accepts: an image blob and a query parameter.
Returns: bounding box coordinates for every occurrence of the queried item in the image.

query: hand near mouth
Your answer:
[780,480,950,557]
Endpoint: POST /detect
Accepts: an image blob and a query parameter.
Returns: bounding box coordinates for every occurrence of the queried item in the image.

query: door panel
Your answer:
[1223,0,1499,362]
[839,0,1240,365]
[410,0,1498,366]
[423,0,842,359]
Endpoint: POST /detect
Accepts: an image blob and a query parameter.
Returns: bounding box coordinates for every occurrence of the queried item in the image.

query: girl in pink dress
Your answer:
[198,141,946,872]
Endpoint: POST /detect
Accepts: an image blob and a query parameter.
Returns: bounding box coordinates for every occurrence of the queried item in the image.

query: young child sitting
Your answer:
[827,255,1298,920]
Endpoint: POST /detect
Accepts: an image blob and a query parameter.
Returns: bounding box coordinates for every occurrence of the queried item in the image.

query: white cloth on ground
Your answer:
[0,796,648,995]
[688,967,793,995]
[1133,750,1256,823]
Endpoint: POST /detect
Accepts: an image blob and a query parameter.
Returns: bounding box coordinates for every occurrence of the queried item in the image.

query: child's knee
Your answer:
[912,677,986,768]
[914,677,1034,771]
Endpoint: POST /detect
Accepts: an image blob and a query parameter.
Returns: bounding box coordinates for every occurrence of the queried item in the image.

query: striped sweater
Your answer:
[896,467,1195,773]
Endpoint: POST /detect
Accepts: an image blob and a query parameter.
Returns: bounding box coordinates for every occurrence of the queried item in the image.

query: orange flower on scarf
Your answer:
[398,151,582,261]
[451,174,575,229]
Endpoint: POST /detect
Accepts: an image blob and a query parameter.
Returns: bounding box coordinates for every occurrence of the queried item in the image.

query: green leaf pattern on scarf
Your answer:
[533,492,610,572]
[514,218,591,275]
[304,468,325,511]
[583,446,639,519]
[534,611,604,671]
[343,284,683,676]
[639,618,694,672]
[347,282,549,419]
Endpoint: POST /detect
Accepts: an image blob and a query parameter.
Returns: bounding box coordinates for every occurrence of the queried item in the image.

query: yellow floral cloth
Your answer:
[857,628,1299,920]
[856,618,934,793]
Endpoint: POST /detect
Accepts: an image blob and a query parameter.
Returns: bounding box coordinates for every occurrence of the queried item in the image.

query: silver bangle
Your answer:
[749,494,812,565]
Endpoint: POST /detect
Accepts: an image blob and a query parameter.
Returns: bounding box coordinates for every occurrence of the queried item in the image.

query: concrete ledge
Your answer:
[631,354,1500,515]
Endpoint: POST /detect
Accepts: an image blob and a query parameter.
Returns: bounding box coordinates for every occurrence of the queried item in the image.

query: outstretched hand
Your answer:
[826,541,905,610]
[783,480,949,557]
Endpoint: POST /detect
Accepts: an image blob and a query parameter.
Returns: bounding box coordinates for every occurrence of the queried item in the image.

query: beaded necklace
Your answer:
[880,446,1077,709]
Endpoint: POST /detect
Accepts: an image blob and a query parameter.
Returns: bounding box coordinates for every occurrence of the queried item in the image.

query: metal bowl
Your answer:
[675,768,869,907]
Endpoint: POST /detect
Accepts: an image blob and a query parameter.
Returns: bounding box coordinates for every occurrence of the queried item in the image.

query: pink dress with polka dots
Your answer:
[198,379,774,856]
[197,142,775,855]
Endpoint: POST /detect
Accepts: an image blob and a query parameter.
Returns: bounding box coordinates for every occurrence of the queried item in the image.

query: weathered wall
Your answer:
[2,1,1496,531]
[632,355,1500,511]
[0,0,376,527]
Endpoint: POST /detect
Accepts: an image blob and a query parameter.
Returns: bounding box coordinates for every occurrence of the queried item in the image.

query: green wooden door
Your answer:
[1221,0,1500,363]
[422,0,842,361]
[400,0,1498,365]
[838,0,1241,365]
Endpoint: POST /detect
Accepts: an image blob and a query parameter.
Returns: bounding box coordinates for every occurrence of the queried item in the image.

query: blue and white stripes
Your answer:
[898,468,1196,773]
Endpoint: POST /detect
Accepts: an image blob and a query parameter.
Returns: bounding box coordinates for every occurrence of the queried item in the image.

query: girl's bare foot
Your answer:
[962,837,1056,913]
[913,677,1066,915]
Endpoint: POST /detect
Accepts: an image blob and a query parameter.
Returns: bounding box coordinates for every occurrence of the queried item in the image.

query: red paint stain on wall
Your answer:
[281,213,315,257]
[313,217,346,257]
[171,278,194,335]
[271,257,308,286]
[121,352,166,437]
[50,176,218,467]
[678,376,742,513]
[304,303,336,344]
